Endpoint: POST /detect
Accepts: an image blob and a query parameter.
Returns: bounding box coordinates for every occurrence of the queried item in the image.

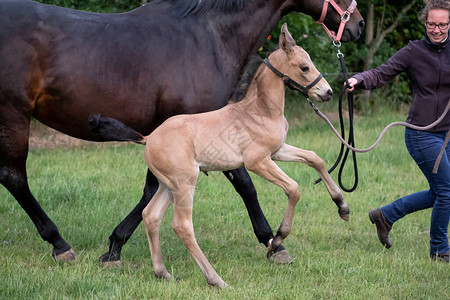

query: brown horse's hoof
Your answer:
[53,248,77,262]
[101,260,122,267]
[339,209,350,221]
[99,252,122,267]
[267,249,293,264]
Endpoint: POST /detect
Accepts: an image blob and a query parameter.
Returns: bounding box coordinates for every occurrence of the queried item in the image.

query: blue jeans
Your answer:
[381,128,450,255]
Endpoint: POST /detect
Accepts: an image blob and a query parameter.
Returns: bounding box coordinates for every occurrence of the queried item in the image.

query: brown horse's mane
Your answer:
[150,0,249,18]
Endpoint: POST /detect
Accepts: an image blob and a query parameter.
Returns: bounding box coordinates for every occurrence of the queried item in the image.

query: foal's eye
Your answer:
[300,66,309,72]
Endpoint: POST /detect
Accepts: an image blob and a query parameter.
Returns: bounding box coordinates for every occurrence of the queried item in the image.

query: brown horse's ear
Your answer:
[280,23,296,53]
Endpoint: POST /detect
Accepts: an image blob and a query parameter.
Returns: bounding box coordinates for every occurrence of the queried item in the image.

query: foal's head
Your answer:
[268,24,333,102]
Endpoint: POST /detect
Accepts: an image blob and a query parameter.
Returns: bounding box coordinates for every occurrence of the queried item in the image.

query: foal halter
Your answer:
[316,0,358,43]
[263,58,323,98]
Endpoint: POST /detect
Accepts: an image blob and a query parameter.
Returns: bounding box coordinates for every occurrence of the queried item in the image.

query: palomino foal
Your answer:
[90,24,348,288]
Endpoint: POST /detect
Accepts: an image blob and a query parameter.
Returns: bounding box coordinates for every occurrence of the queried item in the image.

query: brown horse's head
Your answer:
[269,23,332,102]
[294,0,364,42]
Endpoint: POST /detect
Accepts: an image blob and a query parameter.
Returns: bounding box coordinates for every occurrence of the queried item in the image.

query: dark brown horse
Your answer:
[0,0,364,264]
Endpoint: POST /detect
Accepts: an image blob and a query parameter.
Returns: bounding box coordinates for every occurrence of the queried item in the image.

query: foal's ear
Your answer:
[280,23,296,54]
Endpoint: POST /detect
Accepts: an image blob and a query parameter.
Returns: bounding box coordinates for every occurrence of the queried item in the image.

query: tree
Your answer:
[360,0,421,102]
[364,0,419,70]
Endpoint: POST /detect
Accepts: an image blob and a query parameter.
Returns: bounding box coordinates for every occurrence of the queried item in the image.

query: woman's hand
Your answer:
[345,77,358,92]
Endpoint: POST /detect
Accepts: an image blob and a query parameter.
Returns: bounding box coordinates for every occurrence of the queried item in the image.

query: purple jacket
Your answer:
[354,35,450,132]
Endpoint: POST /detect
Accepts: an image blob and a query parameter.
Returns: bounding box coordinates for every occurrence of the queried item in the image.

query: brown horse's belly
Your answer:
[32,94,111,141]
[33,93,157,142]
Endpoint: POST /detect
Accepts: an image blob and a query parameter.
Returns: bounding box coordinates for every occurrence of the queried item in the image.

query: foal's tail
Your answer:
[88,114,147,145]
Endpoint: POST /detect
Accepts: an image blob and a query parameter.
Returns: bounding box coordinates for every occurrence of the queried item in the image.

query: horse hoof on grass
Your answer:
[99,252,122,267]
[267,249,293,264]
[219,282,231,289]
[208,279,230,289]
[101,260,122,267]
[339,209,350,221]
[53,248,76,262]
[154,270,172,281]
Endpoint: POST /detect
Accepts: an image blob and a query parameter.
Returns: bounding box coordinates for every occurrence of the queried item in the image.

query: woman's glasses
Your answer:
[426,22,450,30]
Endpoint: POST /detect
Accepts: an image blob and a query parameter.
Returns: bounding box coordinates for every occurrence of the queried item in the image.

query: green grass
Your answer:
[1,102,449,299]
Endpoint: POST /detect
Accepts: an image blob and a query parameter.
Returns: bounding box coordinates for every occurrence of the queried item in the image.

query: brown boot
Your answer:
[369,208,392,249]
[430,250,450,263]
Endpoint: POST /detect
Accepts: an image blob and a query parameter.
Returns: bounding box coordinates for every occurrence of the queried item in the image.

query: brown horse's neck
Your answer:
[210,0,296,64]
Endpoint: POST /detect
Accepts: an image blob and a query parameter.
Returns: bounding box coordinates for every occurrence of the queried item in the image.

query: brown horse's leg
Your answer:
[223,168,292,264]
[142,184,172,280]
[223,168,275,245]
[0,114,74,261]
[100,170,158,265]
[245,157,300,254]
[272,143,349,221]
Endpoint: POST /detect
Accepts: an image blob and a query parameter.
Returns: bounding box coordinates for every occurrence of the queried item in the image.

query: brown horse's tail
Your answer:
[88,114,147,145]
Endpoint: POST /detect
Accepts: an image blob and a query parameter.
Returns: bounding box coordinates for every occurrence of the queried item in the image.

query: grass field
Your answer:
[1,101,449,299]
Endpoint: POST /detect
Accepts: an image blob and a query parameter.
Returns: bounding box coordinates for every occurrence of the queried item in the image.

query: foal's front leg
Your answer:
[245,157,301,254]
[223,168,275,247]
[272,143,349,221]
[223,167,292,264]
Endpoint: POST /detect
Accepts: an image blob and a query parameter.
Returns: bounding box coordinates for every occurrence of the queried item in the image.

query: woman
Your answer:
[347,0,450,263]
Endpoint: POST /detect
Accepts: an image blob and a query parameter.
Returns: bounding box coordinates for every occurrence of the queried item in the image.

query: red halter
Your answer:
[316,0,358,43]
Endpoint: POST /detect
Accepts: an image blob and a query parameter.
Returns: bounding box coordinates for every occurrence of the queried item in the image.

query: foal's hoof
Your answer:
[99,252,122,267]
[52,248,77,262]
[219,282,231,289]
[267,249,293,265]
[154,270,172,281]
[208,279,230,289]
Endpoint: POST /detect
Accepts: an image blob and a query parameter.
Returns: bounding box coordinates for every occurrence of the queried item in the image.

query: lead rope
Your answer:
[434,129,450,173]
[314,42,358,192]
[310,96,450,167]
[313,43,450,190]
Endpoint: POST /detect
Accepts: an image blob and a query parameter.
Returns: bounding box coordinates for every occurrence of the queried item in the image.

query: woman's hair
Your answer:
[419,0,450,22]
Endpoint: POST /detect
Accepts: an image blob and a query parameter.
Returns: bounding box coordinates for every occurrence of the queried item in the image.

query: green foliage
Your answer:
[345,0,425,108]
[372,0,425,49]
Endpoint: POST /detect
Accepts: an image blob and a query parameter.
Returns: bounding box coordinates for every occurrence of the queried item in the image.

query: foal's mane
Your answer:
[150,0,249,18]
[229,55,263,103]
[230,47,282,103]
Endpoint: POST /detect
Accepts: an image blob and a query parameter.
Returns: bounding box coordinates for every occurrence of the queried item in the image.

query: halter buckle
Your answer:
[341,11,351,22]
[316,0,357,43]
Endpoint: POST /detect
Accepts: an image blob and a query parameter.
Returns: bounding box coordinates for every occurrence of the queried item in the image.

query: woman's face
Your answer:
[426,9,450,43]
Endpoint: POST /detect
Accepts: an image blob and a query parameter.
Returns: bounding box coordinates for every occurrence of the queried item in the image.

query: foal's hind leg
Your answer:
[272,143,349,221]
[166,169,228,288]
[172,188,228,288]
[0,114,74,261]
[142,184,173,280]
